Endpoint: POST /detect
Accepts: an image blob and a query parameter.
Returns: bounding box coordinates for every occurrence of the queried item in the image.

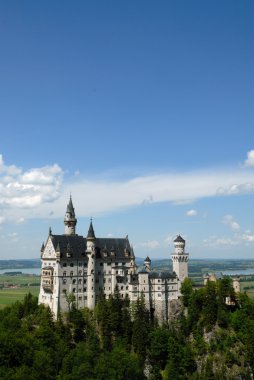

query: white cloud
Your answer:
[244,150,254,167]
[8,232,18,238]
[242,233,254,242]
[0,155,63,214]
[203,235,240,248]
[0,216,5,224]
[186,209,197,217]
[222,215,240,230]
[164,235,173,245]
[16,217,25,224]
[1,152,254,221]
[139,240,160,249]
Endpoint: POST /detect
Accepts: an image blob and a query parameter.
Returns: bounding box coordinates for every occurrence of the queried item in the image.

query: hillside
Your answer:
[0,278,254,379]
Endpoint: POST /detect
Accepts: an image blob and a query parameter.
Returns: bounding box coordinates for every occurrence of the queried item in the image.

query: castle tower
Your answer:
[233,277,241,293]
[86,219,96,309]
[64,196,77,235]
[144,256,151,272]
[171,235,189,282]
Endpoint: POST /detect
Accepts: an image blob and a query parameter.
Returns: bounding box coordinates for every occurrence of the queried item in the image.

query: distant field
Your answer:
[0,274,40,308]
[0,273,40,286]
[0,286,40,308]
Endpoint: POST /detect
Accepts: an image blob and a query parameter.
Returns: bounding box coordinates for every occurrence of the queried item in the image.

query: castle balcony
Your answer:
[41,266,54,293]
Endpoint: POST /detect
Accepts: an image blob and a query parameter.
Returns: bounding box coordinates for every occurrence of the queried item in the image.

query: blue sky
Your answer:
[0,1,254,259]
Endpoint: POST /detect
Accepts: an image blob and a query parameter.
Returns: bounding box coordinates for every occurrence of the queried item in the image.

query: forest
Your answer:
[0,279,254,379]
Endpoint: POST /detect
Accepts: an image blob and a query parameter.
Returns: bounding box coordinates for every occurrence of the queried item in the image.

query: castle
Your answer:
[38,197,189,322]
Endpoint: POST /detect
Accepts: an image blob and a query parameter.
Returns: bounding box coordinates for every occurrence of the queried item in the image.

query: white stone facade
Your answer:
[38,198,189,322]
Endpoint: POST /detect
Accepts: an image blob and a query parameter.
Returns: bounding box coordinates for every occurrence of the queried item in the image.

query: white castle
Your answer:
[39,197,189,322]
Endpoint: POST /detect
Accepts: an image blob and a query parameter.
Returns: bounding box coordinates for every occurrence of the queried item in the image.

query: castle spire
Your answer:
[64,196,77,235]
[87,218,95,240]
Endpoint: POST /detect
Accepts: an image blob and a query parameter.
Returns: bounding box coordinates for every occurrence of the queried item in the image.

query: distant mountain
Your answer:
[0,260,41,270]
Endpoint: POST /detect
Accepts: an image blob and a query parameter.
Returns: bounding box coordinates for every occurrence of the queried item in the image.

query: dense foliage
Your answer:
[0,280,254,379]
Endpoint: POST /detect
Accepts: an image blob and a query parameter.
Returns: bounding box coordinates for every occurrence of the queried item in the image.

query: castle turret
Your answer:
[86,219,96,309]
[144,256,151,272]
[64,196,77,235]
[171,235,189,282]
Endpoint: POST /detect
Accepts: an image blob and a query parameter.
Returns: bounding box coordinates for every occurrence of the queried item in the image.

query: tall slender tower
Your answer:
[171,235,189,282]
[86,219,96,309]
[64,196,77,235]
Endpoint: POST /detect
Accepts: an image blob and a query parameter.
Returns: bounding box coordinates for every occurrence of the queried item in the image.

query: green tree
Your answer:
[181,278,193,307]
[132,293,150,359]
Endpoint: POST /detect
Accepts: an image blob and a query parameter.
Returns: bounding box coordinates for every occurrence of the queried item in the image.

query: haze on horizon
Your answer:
[0,1,253,260]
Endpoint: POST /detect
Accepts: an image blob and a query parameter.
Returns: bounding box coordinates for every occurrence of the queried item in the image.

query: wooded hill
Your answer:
[0,278,253,379]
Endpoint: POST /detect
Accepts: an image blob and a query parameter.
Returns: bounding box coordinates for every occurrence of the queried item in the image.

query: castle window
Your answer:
[63,279,67,284]
[63,271,66,277]
[158,280,161,283]
[62,289,66,293]
[103,279,106,283]
[70,271,73,277]
[122,262,125,266]
[144,287,145,290]
[84,287,87,292]
[115,262,118,266]
[78,270,82,275]
[63,263,67,267]
[84,296,87,300]
[109,271,111,274]
[126,286,128,290]
[84,279,87,284]
[100,262,103,266]
[70,263,74,267]
[72,279,76,284]
[116,271,118,275]
[84,263,87,267]
[78,279,82,284]
[78,296,82,300]
[121,286,124,290]
[158,293,161,297]
[98,271,101,275]
[78,262,82,267]
[108,279,111,283]
[144,280,145,283]
[73,288,76,293]
[158,286,161,290]
[122,294,124,298]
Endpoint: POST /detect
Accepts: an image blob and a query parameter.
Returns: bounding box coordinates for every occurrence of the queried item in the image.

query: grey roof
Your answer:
[144,256,151,262]
[96,238,132,258]
[50,235,87,259]
[87,220,96,239]
[66,196,75,216]
[49,235,132,259]
[148,271,177,280]
[174,235,185,243]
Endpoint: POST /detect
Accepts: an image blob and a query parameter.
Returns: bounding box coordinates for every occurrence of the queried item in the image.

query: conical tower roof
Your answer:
[174,235,185,243]
[66,196,75,216]
[87,219,96,240]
